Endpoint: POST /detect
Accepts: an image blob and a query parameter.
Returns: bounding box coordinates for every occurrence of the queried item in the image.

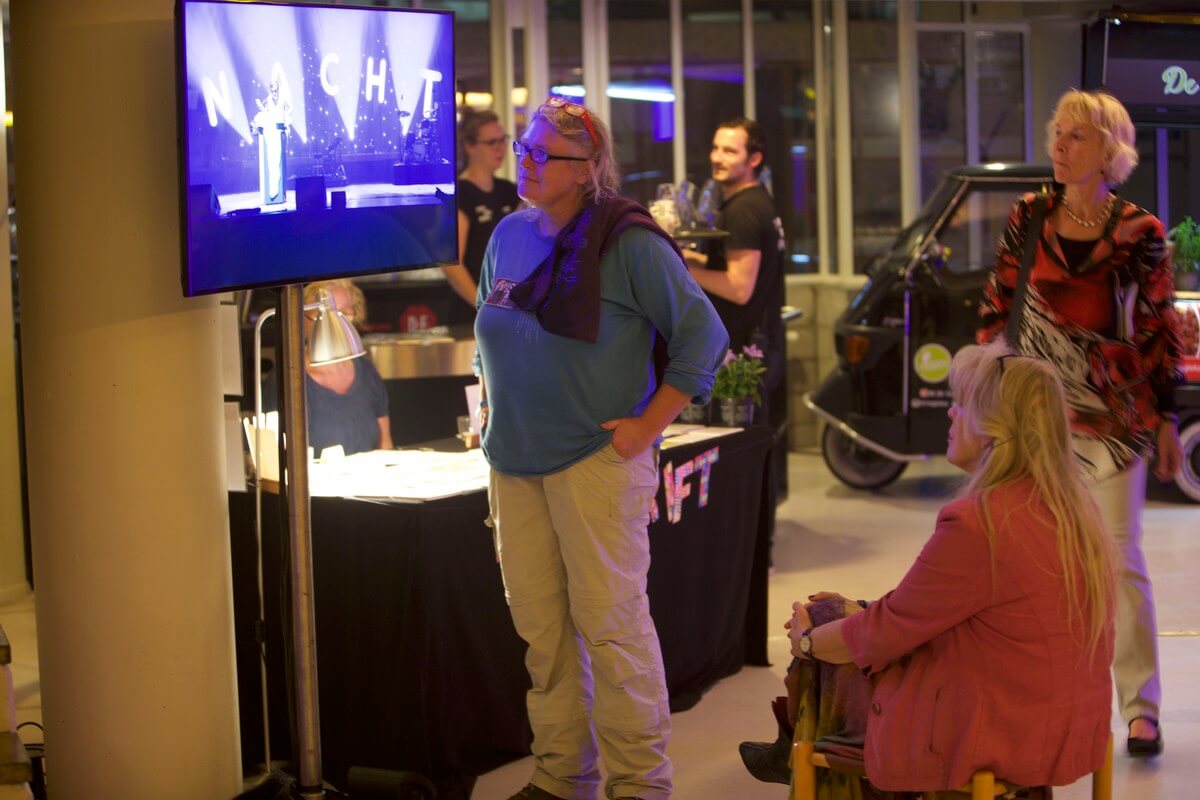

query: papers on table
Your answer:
[244,412,281,481]
[243,415,487,501]
[307,447,489,502]
[661,425,742,450]
[244,424,742,502]
[662,423,704,437]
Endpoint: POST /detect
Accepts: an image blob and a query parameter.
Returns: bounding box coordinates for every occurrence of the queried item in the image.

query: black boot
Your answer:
[738,696,794,785]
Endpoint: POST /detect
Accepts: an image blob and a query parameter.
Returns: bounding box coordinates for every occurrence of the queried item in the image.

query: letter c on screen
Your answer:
[321,52,341,96]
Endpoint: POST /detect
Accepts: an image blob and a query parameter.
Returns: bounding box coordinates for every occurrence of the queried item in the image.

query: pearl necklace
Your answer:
[1061,193,1115,228]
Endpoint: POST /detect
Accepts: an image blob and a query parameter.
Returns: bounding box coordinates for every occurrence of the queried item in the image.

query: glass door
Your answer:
[916,25,1029,199]
[916,24,1030,268]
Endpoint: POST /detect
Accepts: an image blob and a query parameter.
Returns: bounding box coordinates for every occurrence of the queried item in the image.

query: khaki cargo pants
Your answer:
[488,444,672,800]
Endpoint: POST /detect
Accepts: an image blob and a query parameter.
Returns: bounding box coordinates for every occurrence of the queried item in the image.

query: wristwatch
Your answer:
[797,627,815,661]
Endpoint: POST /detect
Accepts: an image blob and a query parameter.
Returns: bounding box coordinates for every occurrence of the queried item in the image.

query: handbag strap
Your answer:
[1005,193,1050,348]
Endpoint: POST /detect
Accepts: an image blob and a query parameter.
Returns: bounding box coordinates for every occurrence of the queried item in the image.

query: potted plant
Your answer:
[1169,216,1200,292]
[712,345,767,427]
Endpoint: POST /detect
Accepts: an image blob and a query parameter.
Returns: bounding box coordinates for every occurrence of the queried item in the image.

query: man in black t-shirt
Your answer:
[684,117,786,415]
[685,117,789,515]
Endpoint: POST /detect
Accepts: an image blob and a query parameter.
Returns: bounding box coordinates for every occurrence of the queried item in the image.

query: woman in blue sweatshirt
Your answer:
[474,97,727,800]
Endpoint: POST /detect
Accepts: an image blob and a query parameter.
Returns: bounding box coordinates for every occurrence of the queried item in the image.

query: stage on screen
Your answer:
[176,0,457,296]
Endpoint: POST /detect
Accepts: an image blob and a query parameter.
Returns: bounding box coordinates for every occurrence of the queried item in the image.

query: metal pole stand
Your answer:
[279,284,325,798]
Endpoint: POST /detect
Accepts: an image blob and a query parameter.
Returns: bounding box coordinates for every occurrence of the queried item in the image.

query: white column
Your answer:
[0,25,27,604]
[964,30,980,165]
[581,0,612,123]
[897,0,919,224]
[493,0,517,180]
[742,0,756,120]
[524,0,550,112]
[1156,127,1170,224]
[813,0,831,276]
[832,0,855,276]
[13,2,242,797]
[1022,28,1034,163]
[670,0,686,187]
[964,30,983,270]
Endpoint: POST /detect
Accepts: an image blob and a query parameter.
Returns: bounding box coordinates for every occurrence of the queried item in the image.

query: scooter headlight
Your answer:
[844,335,870,364]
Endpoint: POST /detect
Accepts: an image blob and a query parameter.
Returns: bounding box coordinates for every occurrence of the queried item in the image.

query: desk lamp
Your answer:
[251,285,365,797]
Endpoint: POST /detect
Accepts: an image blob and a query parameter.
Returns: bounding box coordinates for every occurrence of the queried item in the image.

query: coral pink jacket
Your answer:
[840,480,1114,792]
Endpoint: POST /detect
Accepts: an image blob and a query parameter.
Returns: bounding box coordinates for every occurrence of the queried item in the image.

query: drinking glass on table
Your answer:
[649,199,679,235]
[696,178,719,229]
[676,180,696,230]
[456,415,477,448]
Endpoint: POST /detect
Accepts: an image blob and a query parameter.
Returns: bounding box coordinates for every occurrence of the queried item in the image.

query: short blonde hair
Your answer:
[525,97,620,202]
[950,342,1116,659]
[304,279,366,324]
[1046,89,1138,185]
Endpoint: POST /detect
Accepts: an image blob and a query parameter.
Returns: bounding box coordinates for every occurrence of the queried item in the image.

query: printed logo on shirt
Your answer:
[475,205,494,224]
[484,278,523,312]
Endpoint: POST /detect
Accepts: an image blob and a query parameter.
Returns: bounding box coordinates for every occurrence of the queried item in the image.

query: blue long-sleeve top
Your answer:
[474,209,728,477]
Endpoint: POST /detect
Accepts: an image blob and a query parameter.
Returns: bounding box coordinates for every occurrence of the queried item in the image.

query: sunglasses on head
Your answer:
[996,353,1027,375]
[543,96,599,147]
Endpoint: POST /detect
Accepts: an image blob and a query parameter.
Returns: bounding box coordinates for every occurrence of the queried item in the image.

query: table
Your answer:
[672,228,729,243]
[229,426,773,794]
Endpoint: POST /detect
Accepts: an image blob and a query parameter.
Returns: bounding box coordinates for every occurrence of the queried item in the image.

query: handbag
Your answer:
[1004,193,1050,348]
[1003,194,1147,482]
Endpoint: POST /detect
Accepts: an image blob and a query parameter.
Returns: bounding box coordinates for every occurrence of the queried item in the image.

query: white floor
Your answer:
[474,452,1200,800]
[2,451,1198,798]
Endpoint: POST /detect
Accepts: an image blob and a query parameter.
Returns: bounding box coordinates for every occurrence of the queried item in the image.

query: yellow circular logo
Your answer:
[914,343,952,383]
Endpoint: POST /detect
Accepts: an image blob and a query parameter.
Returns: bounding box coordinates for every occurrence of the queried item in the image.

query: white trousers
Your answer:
[488,444,672,800]
[1089,459,1162,723]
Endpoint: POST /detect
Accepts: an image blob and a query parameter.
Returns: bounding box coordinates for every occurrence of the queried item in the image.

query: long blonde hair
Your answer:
[950,341,1115,657]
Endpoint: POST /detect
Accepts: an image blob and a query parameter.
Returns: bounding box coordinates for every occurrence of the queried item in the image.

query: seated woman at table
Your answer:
[264,278,393,456]
[773,343,1117,795]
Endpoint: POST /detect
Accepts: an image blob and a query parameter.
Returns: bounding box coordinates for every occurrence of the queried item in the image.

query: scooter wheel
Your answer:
[821,425,906,490]
[1174,419,1200,503]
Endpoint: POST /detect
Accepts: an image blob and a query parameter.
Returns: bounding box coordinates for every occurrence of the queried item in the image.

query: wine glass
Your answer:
[675,180,696,230]
[649,199,679,235]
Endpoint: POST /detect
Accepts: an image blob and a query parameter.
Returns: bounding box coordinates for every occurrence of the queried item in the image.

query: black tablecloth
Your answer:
[229,426,772,790]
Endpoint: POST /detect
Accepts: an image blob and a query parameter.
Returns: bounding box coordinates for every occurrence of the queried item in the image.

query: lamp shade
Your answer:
[308,289,366,366]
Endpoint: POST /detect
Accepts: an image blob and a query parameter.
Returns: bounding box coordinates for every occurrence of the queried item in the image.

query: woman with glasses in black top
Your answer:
[442,109,521,308]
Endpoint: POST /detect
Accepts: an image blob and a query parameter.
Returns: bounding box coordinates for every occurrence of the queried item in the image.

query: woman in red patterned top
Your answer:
[978,89,1184,757]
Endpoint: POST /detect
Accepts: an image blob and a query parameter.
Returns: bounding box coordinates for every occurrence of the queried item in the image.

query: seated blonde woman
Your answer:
[767,343,1116,796]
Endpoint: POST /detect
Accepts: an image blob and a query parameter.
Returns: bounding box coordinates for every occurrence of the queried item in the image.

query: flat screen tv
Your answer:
[175,0,457,296]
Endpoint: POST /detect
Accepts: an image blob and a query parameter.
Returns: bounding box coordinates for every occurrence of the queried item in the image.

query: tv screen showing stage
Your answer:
[176,0,457,296]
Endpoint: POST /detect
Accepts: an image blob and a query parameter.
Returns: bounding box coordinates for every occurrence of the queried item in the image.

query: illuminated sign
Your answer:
[1105,58,1200,109]
[1162,66,1199,96]
[913,343,952,384]
[652,446,721,524]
